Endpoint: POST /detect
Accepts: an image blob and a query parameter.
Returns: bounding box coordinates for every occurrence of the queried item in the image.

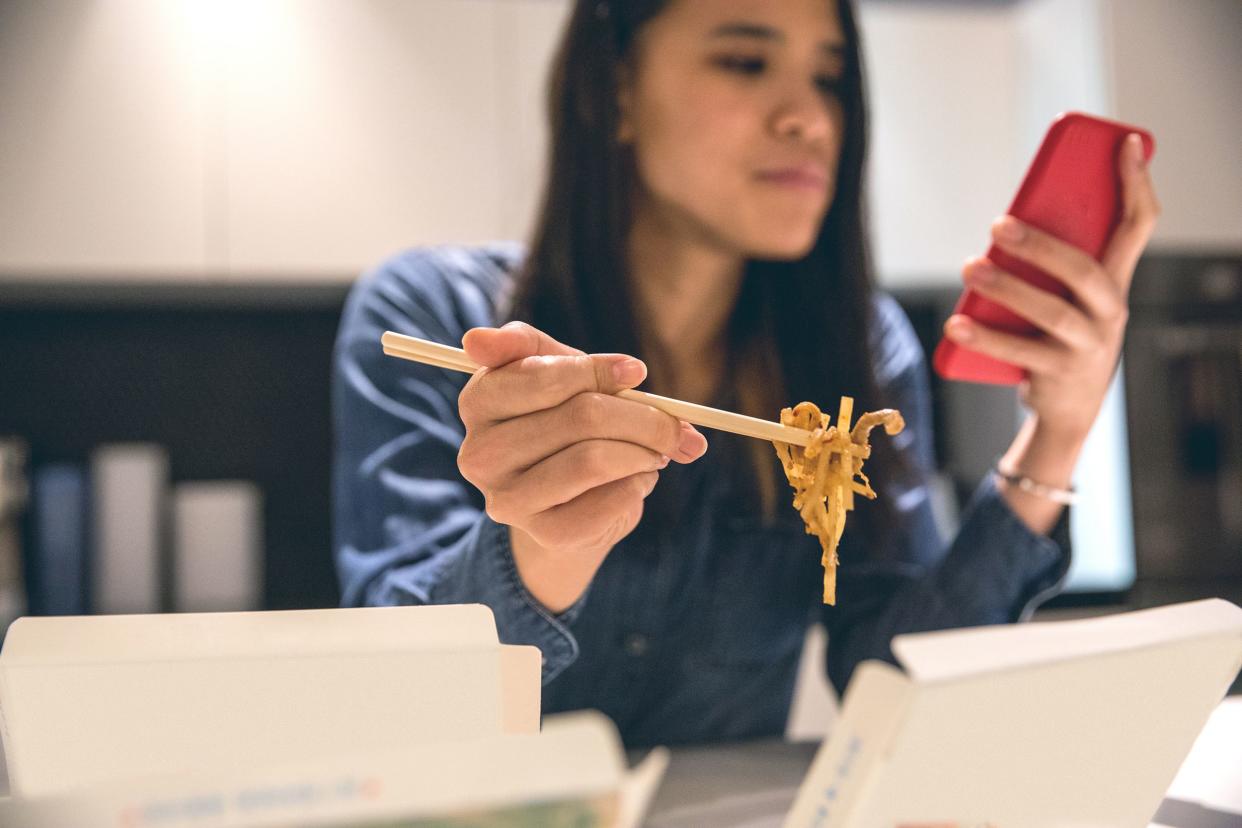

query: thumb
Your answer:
[1101,131,1160,289]
[461,320,585,369]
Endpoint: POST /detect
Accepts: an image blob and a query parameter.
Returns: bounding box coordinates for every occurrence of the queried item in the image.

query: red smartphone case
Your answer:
[931,112,1155,385]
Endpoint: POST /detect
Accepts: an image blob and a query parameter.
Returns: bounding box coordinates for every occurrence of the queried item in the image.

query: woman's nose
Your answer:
[770,85,834,144]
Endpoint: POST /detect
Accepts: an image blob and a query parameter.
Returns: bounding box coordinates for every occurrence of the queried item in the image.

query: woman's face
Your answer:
[619,0,848,260]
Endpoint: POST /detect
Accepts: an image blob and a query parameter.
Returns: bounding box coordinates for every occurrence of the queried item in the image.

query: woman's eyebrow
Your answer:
[707,21,845,58]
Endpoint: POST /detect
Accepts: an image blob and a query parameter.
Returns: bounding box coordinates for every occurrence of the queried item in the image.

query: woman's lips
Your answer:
[755,166,829,192]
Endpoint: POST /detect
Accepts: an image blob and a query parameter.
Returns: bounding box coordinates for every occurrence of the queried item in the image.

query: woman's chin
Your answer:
[745,230,819,261]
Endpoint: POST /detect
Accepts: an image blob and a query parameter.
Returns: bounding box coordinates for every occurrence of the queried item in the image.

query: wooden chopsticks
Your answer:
[380,331,815,447]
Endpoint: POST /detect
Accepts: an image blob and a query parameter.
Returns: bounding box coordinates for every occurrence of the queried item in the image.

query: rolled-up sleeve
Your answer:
[331,247,587,683]
[821,294,1071,696]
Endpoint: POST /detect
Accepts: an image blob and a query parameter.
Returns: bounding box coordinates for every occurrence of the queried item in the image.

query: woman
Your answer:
[332,0,1159,747]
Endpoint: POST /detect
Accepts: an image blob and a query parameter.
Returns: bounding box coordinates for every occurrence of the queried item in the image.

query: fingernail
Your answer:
[677,424,707,459]
[947,317,973,342]
[995,216,1025,243]
[1128,133,1145,170]
[968,263,997,285]
[657,454,670,469]
[612,357,645,386]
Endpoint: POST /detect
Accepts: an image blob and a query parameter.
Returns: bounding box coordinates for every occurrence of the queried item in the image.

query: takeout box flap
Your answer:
[500,643,542,733]
[0,604,540,797]
[0,603,501,664]
[891,597,1242,683]
[787,599,1242,827]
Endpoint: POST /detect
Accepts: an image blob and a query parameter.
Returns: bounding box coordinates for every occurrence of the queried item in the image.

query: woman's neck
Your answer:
[626,204,745,403]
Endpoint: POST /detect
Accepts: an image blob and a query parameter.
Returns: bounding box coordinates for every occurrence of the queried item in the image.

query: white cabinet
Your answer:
[220,0,570,278]
[863,0,1242,289]
[0,0,210,278]
[0,0,571,281]
[860,2,1024,288]
[1,0,1235,282]
[1106,0,1242,250]
[221,0,546,277]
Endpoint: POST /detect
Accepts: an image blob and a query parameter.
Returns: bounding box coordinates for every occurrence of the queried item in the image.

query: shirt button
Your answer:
[623,632,650,657]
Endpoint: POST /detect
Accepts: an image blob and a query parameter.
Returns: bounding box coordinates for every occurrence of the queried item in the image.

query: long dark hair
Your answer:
[507,0,899,539]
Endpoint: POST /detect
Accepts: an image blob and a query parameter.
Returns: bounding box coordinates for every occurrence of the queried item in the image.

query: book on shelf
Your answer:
[28,462,89,616]
[172,480,263,613]
[90,443,168,614]
[0,437,29,640]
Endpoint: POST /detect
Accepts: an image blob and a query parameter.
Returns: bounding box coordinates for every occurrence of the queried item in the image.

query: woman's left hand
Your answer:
[943,132,1161,445]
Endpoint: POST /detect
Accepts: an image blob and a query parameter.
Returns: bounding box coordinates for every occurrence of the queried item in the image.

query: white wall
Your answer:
[0,1,210,279]
[1013,0,1111,155]
[220,0,568,276]
[0,0,571,281]
[863,0,1242,287]
[1104,0,1242,250]
[1,0,1238,279]
[220,0,503,275]
[859,1,1023,288]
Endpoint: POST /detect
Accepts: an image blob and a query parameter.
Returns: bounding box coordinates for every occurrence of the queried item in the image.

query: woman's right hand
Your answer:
[457,321,708,613]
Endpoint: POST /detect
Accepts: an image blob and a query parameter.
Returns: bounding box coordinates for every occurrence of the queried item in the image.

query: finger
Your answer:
[495,440,667,521]
[524,471,658,550]
[963,258,1095,349]
[461,320,584,368]
[989,216,1122,323]
[943,314,1063,375]
[475,392,702,476]
[459,350,649,427]
[1101,132,1161,289]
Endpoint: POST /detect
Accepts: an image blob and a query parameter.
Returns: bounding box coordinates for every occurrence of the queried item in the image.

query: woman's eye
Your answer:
[714,55,766,75]
[714,55,843,98]
[816,74,844,96]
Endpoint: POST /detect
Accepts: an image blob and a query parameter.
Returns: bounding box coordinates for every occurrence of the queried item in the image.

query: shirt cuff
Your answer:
[958,474,1073,623]
[434,515,586,685]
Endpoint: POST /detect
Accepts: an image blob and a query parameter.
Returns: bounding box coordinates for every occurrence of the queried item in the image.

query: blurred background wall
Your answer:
[1,0,1239,628]
[2,0,1239,278]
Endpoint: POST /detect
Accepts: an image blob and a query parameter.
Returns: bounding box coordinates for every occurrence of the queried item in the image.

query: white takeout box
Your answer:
[0,604,541,797]
[0,709,670,828]
[785,598,1242,827]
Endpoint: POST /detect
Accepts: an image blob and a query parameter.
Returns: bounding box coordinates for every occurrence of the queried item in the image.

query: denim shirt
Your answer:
[332,244,1071,748]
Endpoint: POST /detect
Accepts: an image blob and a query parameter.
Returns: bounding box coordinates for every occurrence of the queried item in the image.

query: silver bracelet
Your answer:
[994,463,1077,506]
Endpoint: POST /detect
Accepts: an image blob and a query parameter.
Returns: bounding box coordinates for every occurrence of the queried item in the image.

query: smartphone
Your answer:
[931,112,1156,385]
